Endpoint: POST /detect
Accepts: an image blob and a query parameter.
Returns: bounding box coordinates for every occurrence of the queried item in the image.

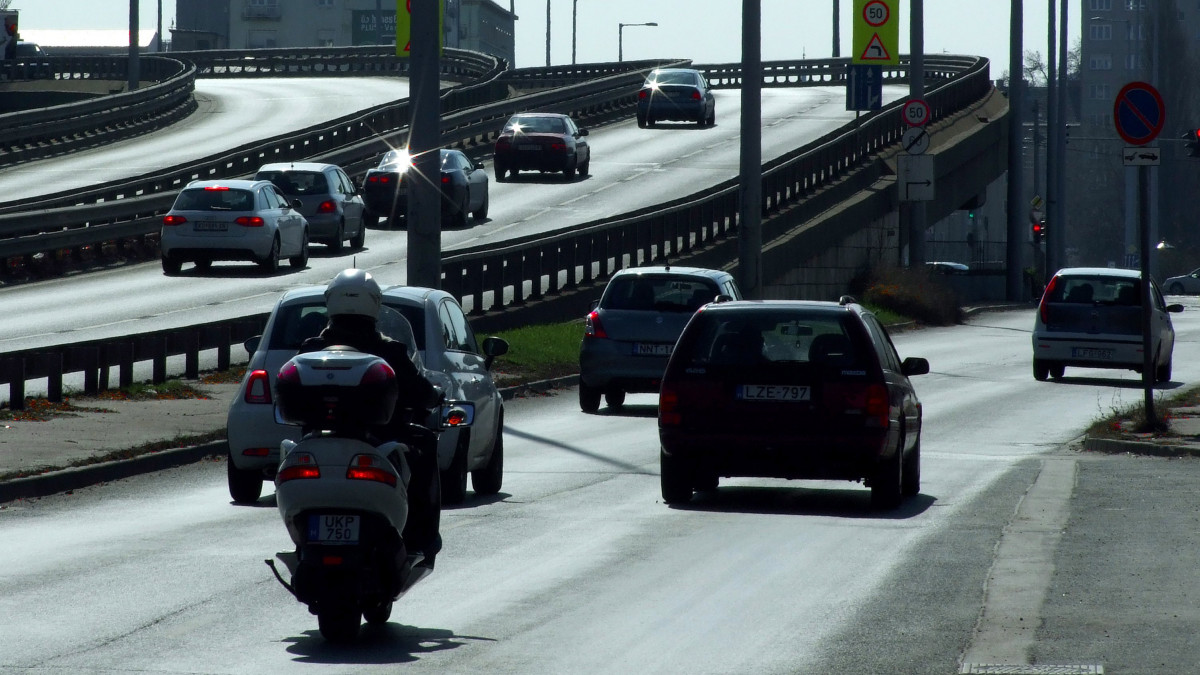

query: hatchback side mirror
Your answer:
[482,336,509,370]
[291,199,303,210]
[475,162,486,171]
[1167,303,1185,313]
[902,357,930,376]
[243,335,262,355]
[578,128,589,136]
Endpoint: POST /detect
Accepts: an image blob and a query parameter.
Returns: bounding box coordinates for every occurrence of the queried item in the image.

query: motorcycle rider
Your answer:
[299,268,443,570]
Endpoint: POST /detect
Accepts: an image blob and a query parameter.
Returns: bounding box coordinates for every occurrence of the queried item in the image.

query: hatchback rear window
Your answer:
[601,276,719,312]
[257,171,329,196]
[508,116,566,133]
[678,311,865,368]
[266,302,423,353]
[174,188,256,212]
[1049,275,1141,306]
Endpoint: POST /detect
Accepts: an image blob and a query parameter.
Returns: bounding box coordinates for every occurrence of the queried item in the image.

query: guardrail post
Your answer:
[151,336,167,384]
[81,346,100,395]
[46,351,64,403]
[7,357,26,411]
[217,325,232,371]
[185,329,200,379]
[118,341,134,389]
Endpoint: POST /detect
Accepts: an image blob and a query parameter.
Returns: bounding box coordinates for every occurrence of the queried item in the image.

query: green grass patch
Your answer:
[490,320,585,382]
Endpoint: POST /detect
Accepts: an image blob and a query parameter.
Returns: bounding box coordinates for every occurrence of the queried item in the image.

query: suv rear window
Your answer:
[677,310,865,368]
[174,188,255,211]
[601,276,719,312]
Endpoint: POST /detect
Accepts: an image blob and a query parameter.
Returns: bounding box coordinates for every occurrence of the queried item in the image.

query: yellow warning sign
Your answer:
[852,0,899,65]
[395,0,444,58]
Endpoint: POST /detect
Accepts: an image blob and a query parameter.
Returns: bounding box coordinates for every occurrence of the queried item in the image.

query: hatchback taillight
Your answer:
[317,200,336,214]
[346,454,397,487]
[163,215,187,226]
[638,89,649,99]
[441,175,451,184]
[550,142,567,152]
[496,138,511,150]
[584,310,607,338]
[243,369,272,404]
[692,91,702,100]
[1038,275,1059,324]
[235,216,265,227]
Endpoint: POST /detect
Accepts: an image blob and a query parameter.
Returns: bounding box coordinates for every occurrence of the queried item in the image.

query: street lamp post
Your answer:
[618,22,657,62]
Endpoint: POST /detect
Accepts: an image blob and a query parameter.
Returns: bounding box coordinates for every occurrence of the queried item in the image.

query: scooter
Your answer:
[263,346,472,642]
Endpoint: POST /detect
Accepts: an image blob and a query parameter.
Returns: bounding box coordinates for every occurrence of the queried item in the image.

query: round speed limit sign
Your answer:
[863,0,889,27]
[902,98,930,127]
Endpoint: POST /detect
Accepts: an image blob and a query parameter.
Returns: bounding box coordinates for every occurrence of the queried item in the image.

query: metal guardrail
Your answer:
[0,55,991,408]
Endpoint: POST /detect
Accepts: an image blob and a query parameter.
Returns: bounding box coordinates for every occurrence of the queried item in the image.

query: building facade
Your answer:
[172,0,514,65]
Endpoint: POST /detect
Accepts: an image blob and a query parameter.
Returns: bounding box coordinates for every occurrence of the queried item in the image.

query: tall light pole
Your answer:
[572,0,578,65]
[545,0,551,66]
[618,22,657,62]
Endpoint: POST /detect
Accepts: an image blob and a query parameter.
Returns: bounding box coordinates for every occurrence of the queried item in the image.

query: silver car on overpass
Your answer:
[226,285,510,505]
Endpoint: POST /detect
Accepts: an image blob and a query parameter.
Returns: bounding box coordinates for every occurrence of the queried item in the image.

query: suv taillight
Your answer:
[584,310,608,339]
[243,369,272,404]
[659,386,680,426]
[864,383,889,428]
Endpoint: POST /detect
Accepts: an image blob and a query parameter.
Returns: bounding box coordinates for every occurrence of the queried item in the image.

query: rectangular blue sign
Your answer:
[846,64,883,112]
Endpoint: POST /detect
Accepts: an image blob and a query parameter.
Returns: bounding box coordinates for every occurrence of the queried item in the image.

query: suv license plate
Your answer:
[737,385,811,402]
[1072,347,1114,360]
[307,515,360,544]
[634,343,673,356]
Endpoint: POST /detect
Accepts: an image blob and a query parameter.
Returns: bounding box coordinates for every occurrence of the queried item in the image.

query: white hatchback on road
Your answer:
[225,285,509,505]
[1032,267,1182,382]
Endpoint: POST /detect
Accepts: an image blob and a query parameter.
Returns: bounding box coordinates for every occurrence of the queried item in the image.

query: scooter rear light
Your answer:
[277,452,320,482]
[244,369,272,404]
[584,310,607,338]
[359,361,395,385]
[346,454,398,487]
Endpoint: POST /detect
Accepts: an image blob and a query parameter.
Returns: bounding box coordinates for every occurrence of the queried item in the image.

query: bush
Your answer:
[859,265,963,326]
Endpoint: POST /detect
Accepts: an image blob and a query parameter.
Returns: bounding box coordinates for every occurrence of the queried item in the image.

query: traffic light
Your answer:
[1032,220,1045,243]
[1184,129,1200,157]
[1,11,17,62]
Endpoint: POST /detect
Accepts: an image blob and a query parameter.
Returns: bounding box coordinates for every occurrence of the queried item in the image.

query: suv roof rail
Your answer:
[838,295,857,306]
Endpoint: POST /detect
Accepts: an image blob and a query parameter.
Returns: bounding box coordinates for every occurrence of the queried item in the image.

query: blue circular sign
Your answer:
[1113,81,1165,146]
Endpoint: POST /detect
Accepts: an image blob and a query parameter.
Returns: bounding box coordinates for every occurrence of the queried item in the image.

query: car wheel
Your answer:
[473,192,489,221]
[637,115,647,128]
[1032,358,1049,381]
[646,117,656,127]
[193,258,212,272]
[453,196,470,228]
[605,390,625,410]
[350,220,366,249]
[470,417,503,496]
[1157,357,1173,383]
[440,432,470,505]
[329,221,345,252]
[706,109,716,126]
[317,601,361,643]
[694,471,719,492]
[362,210,380,230]
[564,161,576,181]
[289,231,309,269]
[578,159,590,177]
[579,383,601,413]
[259,236,281,273]
[660,448,694,505]
[1049,363,1065,379]
[870,444,903,510]
[161,256,182,276]
[494,164,508,182]
[227,452,263,503]
[1170,282,1184,294]
[362,600,392,626]
[901,438,921,497]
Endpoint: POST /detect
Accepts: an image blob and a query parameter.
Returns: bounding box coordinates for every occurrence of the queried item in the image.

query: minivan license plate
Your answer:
[737,385,811,402]
[307,515,360,544]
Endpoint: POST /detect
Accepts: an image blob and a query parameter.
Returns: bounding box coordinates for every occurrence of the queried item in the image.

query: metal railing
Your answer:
[0,55,992,409]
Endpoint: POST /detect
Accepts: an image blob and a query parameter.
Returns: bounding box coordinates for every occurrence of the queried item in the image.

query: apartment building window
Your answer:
[1089,54,1113,70]
[317,0,334,6]
[317,29,335,46]
[1089,83,1111,100]
[1125,0,1145,8]
[1088,0,1112,9]
[248,29,277,48]
[1090,24,1113,40]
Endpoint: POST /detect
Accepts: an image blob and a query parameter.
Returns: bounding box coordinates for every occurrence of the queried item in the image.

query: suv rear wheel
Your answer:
[660,448,694,504]
[871,444,903,510]
[901,439,921,497]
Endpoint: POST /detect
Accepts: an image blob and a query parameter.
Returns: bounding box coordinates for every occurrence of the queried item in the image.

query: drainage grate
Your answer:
[960,666,1103,675]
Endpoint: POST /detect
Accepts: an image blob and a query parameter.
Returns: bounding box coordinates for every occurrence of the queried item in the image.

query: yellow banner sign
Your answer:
[852,0,899,66]
[395,0,443,58]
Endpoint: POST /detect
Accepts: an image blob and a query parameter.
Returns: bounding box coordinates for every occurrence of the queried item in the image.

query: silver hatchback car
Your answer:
[1032,267,1183,382]
[254,162,367,252]
[226,285,510,505]
[159,179,309,275]
[578,265,741,412]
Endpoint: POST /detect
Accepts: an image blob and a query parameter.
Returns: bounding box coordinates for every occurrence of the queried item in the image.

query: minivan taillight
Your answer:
[659,386,680,426]
[243,369,272,404]
[584,310,608,338]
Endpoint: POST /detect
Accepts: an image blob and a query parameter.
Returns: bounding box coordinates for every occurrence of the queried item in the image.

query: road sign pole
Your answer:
[1139,164,1155,422]
[907,0,926,267]
[738,0,762,299]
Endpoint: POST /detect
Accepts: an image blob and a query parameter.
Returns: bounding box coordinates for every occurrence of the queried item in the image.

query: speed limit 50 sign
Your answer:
[902,98,931,127]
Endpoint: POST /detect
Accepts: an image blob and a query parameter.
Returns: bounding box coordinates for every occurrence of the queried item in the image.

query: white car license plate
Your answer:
[1072,347,1114,360]
[737,384,812,402]
[634,343,673,356]
[307,515,360,544]
[194,221,228,232]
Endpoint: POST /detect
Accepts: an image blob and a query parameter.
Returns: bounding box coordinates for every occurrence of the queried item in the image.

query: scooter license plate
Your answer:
[307,515,360,544]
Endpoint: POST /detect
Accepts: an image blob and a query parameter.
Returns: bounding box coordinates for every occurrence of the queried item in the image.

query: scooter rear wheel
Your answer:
[363,600,393,625]
[318,603,361,642]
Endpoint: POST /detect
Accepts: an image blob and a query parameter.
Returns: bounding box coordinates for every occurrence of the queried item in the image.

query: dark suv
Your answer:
[657,297,929,509]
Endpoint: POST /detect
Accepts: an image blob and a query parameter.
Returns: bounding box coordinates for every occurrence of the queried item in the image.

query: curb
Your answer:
[1082,436,1200,458]
[0,377,583,505]
[0,441,229,504]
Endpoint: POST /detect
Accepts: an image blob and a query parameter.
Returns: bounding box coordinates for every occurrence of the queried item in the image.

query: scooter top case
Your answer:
[275,436,411,547]
[275,347,399,433]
